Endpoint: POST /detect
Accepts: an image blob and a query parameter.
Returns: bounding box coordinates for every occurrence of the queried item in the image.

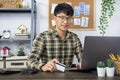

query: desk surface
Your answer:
[0,70,120,80]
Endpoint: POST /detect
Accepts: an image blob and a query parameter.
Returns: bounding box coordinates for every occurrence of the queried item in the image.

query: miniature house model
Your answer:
[0,47,10,57]
[17,24,27,34]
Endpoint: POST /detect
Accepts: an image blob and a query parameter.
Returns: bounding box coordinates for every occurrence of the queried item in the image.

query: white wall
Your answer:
[0,0,120,44]
[36,0,120,45]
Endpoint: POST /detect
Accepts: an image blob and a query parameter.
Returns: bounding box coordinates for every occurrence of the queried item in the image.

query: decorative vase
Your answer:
[97,67,106,77]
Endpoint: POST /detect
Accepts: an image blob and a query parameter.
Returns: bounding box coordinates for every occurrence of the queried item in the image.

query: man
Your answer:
[27,3,83,72]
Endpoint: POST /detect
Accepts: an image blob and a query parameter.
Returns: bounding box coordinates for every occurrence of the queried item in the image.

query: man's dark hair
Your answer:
[54,3,74,16]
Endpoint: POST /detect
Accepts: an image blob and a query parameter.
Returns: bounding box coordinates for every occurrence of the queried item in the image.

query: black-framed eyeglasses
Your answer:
[56,16,72,22]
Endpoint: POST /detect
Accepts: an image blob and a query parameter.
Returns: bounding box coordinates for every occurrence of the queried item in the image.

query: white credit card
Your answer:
[55,62,66,72]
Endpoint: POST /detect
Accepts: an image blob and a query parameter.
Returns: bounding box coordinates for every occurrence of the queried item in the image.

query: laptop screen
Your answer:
[81,36,120,70]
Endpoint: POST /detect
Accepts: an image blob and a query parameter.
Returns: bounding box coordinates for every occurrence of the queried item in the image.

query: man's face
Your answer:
[54,13,72,32]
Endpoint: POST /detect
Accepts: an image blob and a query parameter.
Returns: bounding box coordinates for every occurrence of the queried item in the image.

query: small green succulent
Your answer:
[97,61,105,68]
[17,47,25,56]
[106,58,115,68]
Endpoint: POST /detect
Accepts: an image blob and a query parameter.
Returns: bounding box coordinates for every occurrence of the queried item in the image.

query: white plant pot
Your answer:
[97,67,106,77]
[106,67,115,77]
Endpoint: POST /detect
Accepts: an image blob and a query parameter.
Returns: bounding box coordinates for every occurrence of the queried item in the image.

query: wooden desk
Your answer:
[0,70,120,80]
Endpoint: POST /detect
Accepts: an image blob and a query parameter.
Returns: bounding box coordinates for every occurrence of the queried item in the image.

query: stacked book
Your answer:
[14,33,30,39]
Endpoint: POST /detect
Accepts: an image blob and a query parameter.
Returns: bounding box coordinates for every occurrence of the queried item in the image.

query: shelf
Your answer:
[0,8,32,13]
[0,38,31,42]
[0,0,36,49]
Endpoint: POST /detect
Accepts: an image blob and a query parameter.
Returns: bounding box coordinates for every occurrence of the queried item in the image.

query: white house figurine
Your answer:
[17,24,27,34]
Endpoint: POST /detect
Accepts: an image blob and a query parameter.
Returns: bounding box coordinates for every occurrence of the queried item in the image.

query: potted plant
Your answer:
[97,61,106,77]
[106,58,115,77]
[17,47,25,56]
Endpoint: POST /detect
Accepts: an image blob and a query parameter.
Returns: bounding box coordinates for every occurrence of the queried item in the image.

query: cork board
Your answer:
[49,0,95,30]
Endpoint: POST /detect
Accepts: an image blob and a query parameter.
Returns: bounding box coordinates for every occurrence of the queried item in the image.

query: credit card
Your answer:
[55,62,66,72]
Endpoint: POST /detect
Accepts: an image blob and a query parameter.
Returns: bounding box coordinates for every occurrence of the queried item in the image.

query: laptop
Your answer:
[81,36,120,70]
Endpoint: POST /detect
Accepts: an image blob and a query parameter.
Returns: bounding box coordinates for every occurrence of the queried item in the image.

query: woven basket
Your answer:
[0,0,22,8]
[114,61,120,75]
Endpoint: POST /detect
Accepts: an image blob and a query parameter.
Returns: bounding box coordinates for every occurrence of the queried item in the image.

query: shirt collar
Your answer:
[50,26,72,39]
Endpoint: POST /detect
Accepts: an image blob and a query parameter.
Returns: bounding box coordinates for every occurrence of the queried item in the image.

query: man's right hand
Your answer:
[41,59,59,72]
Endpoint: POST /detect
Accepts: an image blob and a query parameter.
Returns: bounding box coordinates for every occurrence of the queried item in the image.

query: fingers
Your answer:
[42,63,54,72]
[41,59,59,72]
[45,64,54,72]
[47,62,56,72]
[76,63,81,69]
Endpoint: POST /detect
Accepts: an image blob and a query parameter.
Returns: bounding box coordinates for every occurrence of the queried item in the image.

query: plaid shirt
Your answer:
[27,28,83,70]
